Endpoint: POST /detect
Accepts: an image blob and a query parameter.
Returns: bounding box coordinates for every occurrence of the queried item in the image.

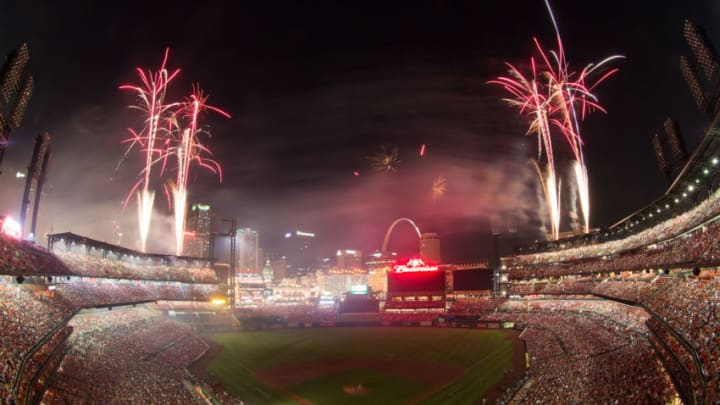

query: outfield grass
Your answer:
[208,327,514,405]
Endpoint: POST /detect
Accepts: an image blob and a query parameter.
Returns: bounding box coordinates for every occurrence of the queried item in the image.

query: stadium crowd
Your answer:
[647,317,705,403]
[41,307,207,404]
[0,276,218,402]
[509,219,720,280]
[0,234,70,276]
[506,271,719,403]
[448,297,506,314]
[0,282,72,400]
[53,279,218,307]
[15,325,73,404]
[54,249,217,283]
[489,299,679,404]
[508,184,720,267]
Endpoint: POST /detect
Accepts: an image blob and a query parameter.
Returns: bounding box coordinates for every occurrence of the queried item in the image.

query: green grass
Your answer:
[293,369,425,405]
[207,327,514,405]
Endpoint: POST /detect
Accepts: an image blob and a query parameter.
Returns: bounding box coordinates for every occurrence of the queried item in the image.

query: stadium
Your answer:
[1,3,720,405]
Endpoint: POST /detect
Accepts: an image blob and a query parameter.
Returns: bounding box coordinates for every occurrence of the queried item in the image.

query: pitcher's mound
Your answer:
[343,383,373,395]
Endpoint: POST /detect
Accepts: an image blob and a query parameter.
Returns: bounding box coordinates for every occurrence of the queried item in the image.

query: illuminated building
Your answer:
[317,268,368,298]
[367,267,388,299]
[184,204,213,258]
[236,227,260,274]
[235,273,265,307]
[365,250,397,272]
[419,233,441,264]
[336,249,363,270]
[271,276,318,305]
[364,250,396,299]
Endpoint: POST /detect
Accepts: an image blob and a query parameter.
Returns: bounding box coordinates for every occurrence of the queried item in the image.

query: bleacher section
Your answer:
[0,232,220,404]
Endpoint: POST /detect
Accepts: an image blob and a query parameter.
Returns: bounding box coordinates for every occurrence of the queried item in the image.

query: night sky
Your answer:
[0,1,718,262]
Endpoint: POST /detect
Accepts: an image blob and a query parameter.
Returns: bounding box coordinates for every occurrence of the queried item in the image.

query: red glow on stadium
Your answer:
[392,258,438,273]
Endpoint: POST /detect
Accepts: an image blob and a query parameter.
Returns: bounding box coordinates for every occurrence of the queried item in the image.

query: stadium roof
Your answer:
[47,232,212,263]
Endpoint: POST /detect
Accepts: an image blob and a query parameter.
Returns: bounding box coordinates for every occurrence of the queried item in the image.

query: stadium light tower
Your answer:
[209,217,237,307]
[0,43,33,177]
[30,144,52,239]
[681,19,720,119]
[491,214,517,298]
[19,133,50,239]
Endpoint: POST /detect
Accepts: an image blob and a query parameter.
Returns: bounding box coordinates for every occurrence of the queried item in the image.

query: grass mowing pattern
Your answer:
[208,327,514,405]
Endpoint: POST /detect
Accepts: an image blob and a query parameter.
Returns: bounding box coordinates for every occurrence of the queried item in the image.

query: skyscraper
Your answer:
[237,227,260,273]
[419,232,441,264]
[183,204,213,258]
[281,230,317,277]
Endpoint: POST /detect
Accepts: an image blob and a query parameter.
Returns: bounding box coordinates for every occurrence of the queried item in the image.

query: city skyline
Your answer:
[0,1,718,261]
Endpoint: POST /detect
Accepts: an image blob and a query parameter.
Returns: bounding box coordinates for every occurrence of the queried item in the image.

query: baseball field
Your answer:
[205,327,520,404]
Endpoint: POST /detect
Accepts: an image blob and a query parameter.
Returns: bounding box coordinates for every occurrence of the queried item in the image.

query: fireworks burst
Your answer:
[489,57,560,239]
[538,0,623,233]
[369,146,401,173]
[120,50,229,254]
[531,159,561,239]
[169,86,230,256]
[489,0,621,239]
[119,48,180,252]
[431,176,447,204]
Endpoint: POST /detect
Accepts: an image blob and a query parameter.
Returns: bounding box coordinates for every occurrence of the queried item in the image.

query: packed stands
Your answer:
[54,249,216,283]
[499,160,720,404]
[0,234,70,276]
[448,297,506,314]
[41,307,207,404]
[489,299,679,404]
[507,183,720,268]
[502,271,719,404]
[507,219,720,279]
[1,229,221,404]
[0,282,72,401]
[53,279,217,307]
